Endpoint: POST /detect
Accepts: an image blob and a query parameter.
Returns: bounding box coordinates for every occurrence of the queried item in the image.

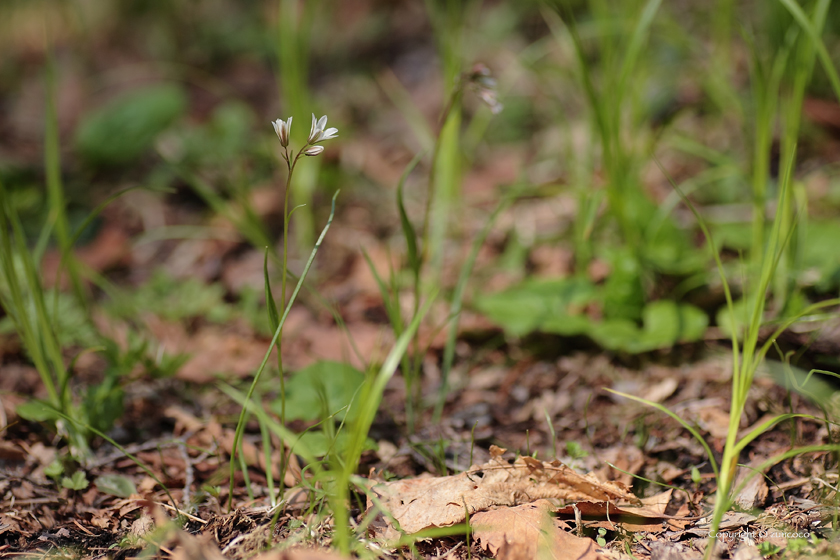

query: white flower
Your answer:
[272,117,292,147]
[303,145,325,156]
[308,113,338,144]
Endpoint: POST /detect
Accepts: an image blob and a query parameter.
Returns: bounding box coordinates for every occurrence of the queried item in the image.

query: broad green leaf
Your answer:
[645,226,707,274]
[44,460,64,479]
[540,313,593,337]
[273,361,365,422]
[716,297,752,339]
[75,84,187,166]
[801,220,840,291]
[474,277,597,337]
[711,222,753,251]
[588,319,643,352]
[642,300,708,345]
[16,400,61,422]
[95,474,137,498]
[603,248,645,321]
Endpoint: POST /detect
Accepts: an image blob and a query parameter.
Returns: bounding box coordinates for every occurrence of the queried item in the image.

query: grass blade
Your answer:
[397,151,425,284]
[605,389,719,477]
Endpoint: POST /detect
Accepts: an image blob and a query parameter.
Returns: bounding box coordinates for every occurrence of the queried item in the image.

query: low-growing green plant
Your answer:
[612,155,840,560]
[591,2,840,555]
[225,293,436,554]
[477,3,709,353]
[227,113,338,508]
[0,56,162,461]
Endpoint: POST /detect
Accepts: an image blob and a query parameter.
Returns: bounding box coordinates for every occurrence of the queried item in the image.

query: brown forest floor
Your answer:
[4,2,840,559]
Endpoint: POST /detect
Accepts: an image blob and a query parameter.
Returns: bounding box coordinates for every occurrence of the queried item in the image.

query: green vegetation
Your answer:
[2,0,840,557]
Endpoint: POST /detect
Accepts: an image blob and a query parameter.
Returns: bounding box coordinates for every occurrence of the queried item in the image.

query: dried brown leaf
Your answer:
[367,446,637,536]
[472,499,604,560]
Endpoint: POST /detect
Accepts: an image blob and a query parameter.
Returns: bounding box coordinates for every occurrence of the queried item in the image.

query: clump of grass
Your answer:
[0,50,141,462]
[567,0,840,555]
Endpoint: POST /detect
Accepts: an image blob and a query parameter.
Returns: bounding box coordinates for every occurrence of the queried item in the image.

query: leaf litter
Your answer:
[366,445,637,538]
[5,3,840,560]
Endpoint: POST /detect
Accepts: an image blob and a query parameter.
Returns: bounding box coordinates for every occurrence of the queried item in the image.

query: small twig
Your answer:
[155,502,208,524]
[432,541,463,560]
[1,498,59,507]
[813,477,840,495]
[178,441,193,508]
[72,519,95,536]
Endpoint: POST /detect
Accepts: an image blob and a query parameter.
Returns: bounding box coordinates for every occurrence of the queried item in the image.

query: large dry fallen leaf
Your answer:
[472,499,604,560]
[368,446,637,536]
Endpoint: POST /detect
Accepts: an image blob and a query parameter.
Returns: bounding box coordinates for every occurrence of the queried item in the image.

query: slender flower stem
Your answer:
[246,115,335,507]
[278,147,306,423]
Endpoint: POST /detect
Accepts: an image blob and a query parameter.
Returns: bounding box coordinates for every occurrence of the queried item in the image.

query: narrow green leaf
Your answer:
[776,0,840,105]
[397,152,425,280]
[360,247,402,335]
[605,389,719,477]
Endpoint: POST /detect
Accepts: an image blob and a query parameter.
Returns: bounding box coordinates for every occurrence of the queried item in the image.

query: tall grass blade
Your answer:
[333,291,437,553]
[397,152,426,285]
[44,48,83,308]
[776,0,840,103]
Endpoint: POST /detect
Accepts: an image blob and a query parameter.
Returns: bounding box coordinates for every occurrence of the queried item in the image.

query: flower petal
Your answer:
[308,113,320,143]
[317,127,338,142]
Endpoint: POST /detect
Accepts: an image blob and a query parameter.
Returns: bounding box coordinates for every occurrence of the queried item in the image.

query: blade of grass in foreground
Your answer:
[227,191,339,511]
[332,292,437,555]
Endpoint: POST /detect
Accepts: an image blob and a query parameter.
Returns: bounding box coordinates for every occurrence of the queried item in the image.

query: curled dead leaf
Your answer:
[367,445,638,536]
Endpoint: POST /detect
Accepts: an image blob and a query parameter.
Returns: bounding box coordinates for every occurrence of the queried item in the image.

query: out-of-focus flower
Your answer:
[308,114,338,143]
[303,145,325,156]
[272,117,293,147]
[467,63,503,115]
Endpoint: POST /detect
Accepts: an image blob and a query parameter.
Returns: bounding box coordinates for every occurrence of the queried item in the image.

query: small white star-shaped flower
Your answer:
[271,117,293,147]
[308,114,338,144]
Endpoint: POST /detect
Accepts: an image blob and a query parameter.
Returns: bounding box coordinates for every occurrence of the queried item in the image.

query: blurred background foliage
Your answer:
[3,0,840,419]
